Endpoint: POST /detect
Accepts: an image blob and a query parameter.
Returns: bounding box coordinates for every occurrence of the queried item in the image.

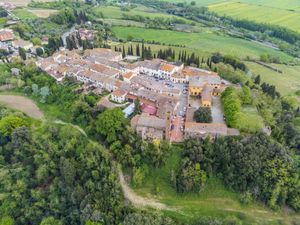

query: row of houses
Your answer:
[38,48,238,141]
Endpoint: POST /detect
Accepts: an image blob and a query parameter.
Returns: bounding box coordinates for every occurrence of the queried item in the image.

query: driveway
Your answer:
[211,96,225,124]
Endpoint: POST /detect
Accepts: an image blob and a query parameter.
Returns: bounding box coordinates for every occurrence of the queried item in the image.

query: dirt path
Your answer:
[118,168,173,211]
[0,95,44,119]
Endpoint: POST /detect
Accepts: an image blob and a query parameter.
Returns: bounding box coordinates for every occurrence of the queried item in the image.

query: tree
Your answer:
[36,47,44,56]
[241,86,252,104]
[0,216,14,225]
[31,37,42,46]
[40,217,63,225]
[134,98,141,115]
[122,46,126,58]
[254,75,261,85]
[40,86,50,103]
[194,107,212,123]
[0,115,28,136]
[136,44,140,56]
[95,108,127,144]
[176,160,207,193]
[18,47,26,60]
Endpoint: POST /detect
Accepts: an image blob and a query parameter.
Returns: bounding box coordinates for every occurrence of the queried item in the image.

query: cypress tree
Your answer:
[136,44,140,56]
[130,45,133,55]
[122,46,126,58]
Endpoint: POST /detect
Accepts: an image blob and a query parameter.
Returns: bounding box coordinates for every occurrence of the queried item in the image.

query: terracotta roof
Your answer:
[90,63,106,73]
[123,72,135,80]
[183,67,218,77]
[160,64,176,72]
[112,88,127,97]
[0,29,14,42]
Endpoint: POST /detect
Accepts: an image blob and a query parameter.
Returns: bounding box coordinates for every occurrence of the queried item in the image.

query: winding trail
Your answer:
[118,168,171,210]
[0,94,173,211]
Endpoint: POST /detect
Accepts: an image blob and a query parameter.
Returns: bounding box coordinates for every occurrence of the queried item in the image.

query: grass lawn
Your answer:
[245,61,300,105]
[112,26,294,62]
[239,105,264,133]
[12,8,37,20]
[132,146,300,224]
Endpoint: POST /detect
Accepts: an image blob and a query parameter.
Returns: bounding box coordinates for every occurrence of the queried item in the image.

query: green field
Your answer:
[132,146,300,224]
[12,8,37,20]
[246,62,300,105]
[239,106,264,133]
[209,1,300,33]
[161,0,300,32]
[112,26,294,62]
[92,5,192,23]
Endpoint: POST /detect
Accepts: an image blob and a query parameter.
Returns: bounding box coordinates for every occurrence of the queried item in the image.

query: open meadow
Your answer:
[112,26,294,62]
[246,62,300,104]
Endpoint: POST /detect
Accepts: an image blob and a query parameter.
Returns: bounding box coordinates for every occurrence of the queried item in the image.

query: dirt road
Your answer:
[0,95,44,119]
[118,168,172,210]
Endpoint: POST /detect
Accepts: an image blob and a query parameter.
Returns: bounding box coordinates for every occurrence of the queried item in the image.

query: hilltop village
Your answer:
[37,47,239,142]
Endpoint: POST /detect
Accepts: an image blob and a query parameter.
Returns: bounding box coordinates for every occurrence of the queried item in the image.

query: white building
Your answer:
[111,89,127,103]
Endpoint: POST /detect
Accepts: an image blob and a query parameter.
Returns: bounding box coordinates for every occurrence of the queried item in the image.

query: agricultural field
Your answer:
[112,26,294,62]
[246,61,300,104]
[92,5,193,24]
[0,0,56,7]
[132,146,300,224]
[208,1,300,33]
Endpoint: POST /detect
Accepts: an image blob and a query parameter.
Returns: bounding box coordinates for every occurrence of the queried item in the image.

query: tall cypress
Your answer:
[122,46,126,58]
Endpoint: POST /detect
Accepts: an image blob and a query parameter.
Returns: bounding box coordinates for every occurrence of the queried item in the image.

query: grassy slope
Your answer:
[246,61,300,104]
[133,146,300,224]
[112,26,293,62]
